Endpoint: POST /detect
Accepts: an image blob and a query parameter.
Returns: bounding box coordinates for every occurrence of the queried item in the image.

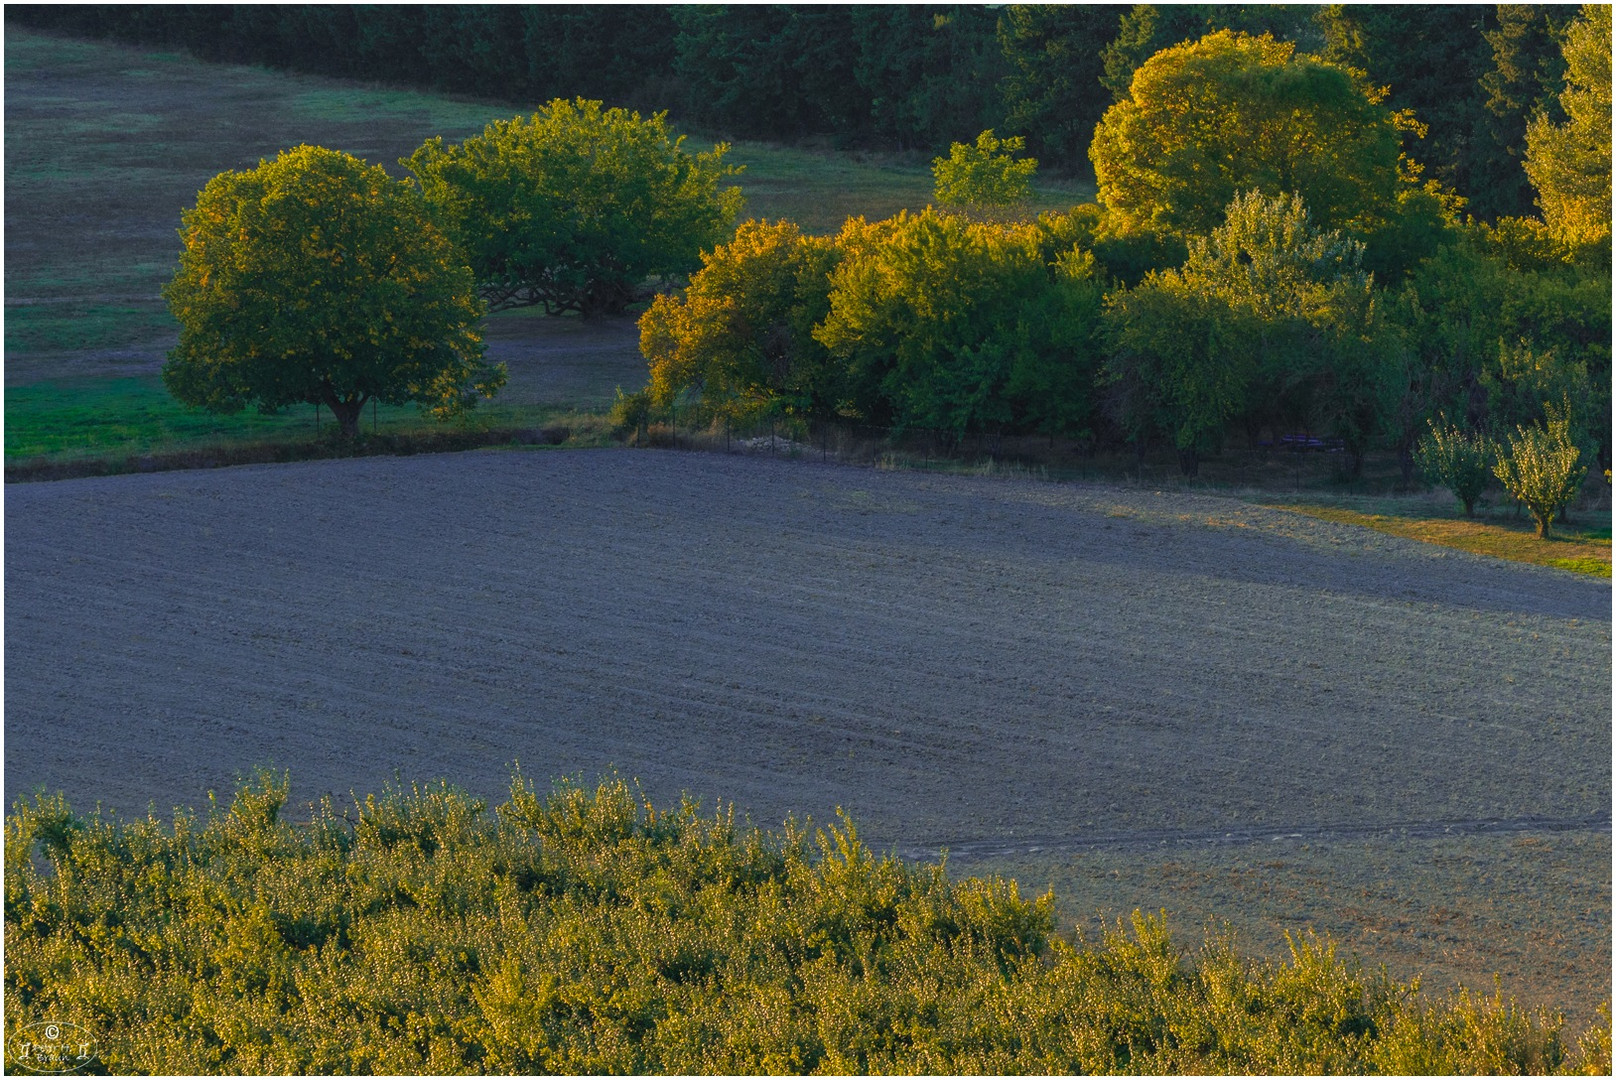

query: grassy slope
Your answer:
[3,27,1092,466]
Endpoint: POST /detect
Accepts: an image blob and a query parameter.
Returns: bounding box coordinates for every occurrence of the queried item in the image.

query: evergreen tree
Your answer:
[1474,4,1576,220]
[996,5,1117,170]
[1099,4,1321,102]
[1315,5,1495,204]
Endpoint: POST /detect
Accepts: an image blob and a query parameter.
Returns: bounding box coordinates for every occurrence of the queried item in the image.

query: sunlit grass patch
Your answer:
[1272,501,1612,577]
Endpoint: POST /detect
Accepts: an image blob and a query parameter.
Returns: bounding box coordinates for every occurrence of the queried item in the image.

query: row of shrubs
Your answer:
[6,770,1609,1074]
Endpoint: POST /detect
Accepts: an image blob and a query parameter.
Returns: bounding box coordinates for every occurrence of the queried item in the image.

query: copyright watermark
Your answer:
[8,1021,99,1074]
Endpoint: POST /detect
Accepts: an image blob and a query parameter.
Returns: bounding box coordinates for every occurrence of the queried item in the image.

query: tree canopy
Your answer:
[639,219,842,423]
[932,129,1038,210]
[814,208,1105,437]
[1524,3,1612,253]
[405,98,744,317]
[162,145,503,440]
[1090,30,1410,240]
[1103,191,1396,476]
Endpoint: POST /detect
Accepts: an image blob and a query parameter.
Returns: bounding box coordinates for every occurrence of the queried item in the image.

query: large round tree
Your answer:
[1090,30,1408,240]
[405,98,744,318]
[162,145,504,439]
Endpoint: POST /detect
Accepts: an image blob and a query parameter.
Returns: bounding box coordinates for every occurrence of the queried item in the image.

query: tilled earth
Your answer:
[6,449,1610,1018]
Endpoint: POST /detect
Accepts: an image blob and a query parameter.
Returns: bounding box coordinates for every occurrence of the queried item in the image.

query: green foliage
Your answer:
[995,5,1118,170]
[1090,29,1434,265]
[1098,5,1324,104]
[161,145,503,441]
[845,6,1010,152]
[5,771,1603,1074]
[1480,342,1596,458]
[1493,402,1589,538]
[1476,5,1577,220]
[1416,419,1494,516]
[609,387,653,441]
[405,99,745,317]
[639,220,842,424]
[814,208,1105,438]
[1315,5,1494,206]
[1390,225,1610,478]
[1524,4,1613,255]
[670,6,1008,152]
[1103,191,1399,477]
[932,129,1038,210]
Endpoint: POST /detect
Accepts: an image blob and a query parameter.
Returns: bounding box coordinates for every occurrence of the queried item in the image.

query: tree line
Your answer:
[125,7,1607,531]
[637,14,1609,524]
[5,3,1584,220]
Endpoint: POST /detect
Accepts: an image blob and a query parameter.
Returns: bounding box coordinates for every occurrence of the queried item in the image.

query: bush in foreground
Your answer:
[1418,419,1495,517]
[1493,403,1589,537]
[5,771,1608,1074]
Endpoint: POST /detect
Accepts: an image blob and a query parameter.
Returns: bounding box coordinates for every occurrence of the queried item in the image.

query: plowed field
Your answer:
[6,448,1610,1016]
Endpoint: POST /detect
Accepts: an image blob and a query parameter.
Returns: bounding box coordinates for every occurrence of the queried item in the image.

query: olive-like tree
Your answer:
[406,98,745,317]
[162,145,504,440]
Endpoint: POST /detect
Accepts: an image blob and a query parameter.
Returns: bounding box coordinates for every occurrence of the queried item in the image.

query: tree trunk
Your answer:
[1177,447,1199,477]
[320,388,367,440]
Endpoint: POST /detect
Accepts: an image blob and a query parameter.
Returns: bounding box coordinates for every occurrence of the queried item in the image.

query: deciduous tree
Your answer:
[1416,419,1493,516]
[1493,402,1587,537]
[162,145,503,440]
[932,130,1037,211]
[1089,31,1418,244]
[1103,191,1398,477]
[405,99,744,317]
[639,220,842,423]
[814,209,1104,438]
[1524,4,1611,253]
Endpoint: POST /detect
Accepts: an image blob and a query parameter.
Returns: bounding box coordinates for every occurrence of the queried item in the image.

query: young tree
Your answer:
[932,130,1037,211]
[1524,4,1612,253]
[162,145,503,440]
[638,219,842,424]
[1416,419,1493,516]
[405,99,744,317]
[1492,403,1587,537]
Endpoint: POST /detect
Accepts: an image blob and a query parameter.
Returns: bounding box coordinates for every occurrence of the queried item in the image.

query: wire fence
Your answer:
[621,405,1443,495]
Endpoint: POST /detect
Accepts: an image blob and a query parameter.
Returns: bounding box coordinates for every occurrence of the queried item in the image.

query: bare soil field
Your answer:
[6,448,1610,1019]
